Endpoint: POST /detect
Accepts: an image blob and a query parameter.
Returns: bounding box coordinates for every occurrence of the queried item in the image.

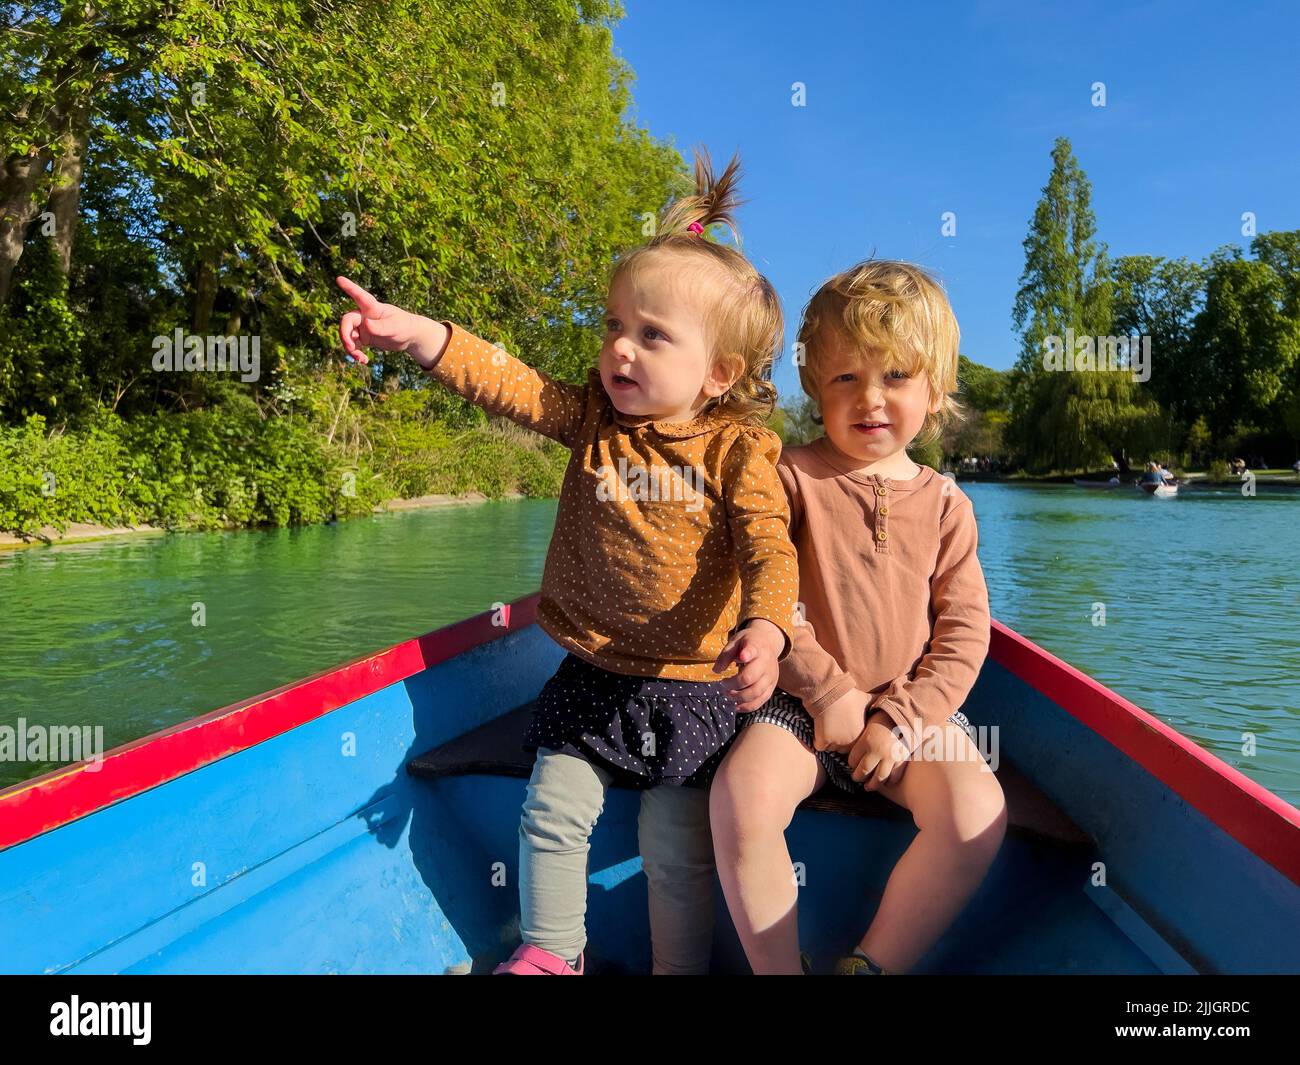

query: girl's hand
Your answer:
[810,687,870,753]
[846,710,912,791]
[713,618,785,712]
[335,275,448,369]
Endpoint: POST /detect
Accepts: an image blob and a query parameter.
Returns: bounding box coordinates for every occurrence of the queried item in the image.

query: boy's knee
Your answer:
[916,774,1007,861]
[709,764,796,839]
[981,788,1009,849]
[969,774,1008,839]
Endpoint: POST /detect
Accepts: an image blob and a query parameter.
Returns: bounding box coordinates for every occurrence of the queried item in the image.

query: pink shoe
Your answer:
[492,944,584,975]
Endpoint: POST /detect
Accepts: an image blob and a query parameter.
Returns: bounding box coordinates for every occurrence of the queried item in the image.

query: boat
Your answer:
[1073,477,1122,489]
[1,593,1296,975]
[1138,479,1180,497]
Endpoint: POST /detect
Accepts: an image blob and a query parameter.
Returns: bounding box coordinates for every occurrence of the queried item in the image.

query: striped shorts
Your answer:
[739,688,980,794]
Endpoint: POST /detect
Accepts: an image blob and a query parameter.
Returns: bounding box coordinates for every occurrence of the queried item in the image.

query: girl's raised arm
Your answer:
[336,276,589,449]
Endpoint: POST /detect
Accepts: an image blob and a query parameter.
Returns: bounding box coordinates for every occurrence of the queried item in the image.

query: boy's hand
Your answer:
[809,687,870,753]
[846,709,912,791]
[713,618,785,712]
[336,275,448,369]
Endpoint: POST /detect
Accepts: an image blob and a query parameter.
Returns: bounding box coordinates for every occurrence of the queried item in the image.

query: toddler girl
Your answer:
[337,150,799,975]
[710,259,1007,975]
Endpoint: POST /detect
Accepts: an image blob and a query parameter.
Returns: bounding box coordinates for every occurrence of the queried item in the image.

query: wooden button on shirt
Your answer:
[423,321,800,680]
[775,434,991,752]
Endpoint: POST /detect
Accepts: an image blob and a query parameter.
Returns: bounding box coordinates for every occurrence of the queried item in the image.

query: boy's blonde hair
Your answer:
[796,259,966,449]
[608,148,782,427]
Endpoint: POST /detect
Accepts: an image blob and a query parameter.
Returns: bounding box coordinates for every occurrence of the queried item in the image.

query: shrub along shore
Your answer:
[0,490,529,549]
[0,397,568,546]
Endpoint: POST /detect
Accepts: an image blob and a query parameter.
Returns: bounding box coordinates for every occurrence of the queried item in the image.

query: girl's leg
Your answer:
[856,722,1007,973]
[518,747,613,962]
[638,784,715,975]
[709,723,826,975]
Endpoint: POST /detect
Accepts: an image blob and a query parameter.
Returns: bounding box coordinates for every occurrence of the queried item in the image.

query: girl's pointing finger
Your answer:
[335,275,381,315]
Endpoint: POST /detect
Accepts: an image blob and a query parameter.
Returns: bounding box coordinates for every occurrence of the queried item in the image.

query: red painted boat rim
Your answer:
[0,594,540,851]
[990,619,1300,885]
[1,600,1297,891]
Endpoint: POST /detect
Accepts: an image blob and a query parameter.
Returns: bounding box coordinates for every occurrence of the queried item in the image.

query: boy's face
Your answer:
[816,328,942,464]
[599,262,734,422]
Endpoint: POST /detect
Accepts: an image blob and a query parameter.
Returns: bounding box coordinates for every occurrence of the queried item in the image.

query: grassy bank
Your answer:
[0,394,568,541]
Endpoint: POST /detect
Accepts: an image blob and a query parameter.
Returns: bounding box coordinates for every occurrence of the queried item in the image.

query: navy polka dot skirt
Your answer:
[526,652,739,788]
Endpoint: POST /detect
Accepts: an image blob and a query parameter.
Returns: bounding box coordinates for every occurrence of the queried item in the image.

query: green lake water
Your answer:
[1,483,1297,805]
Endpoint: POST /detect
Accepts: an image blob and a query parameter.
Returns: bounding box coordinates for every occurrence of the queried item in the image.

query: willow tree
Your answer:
[1007,137,1162,473]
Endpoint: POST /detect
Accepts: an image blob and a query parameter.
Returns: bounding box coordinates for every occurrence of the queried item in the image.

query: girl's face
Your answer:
[600,262,735,422]
[817,328,942,466]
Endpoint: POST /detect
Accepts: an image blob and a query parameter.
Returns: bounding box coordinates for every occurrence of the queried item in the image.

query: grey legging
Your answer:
[517,746,716,973]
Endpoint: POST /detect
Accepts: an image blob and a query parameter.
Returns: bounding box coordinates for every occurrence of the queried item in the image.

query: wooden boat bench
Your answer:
[406,702,1093,849]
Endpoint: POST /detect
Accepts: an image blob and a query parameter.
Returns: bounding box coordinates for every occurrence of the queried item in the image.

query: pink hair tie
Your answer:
[687,221,704,235]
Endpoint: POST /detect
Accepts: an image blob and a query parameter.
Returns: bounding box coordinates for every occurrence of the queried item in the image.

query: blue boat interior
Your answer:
[1,624,1294,975]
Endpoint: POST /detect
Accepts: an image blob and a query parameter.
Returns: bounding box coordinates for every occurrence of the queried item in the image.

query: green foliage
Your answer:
[957,355,1007,413]
[419,420,567,499]
[907,435,943,471]
[0,240,88,417]
[1011,137,1111,364]
[0,376,568,536]
[775,394,819,445]
[0,405,385,535]
[14,6,1291,502]
[943,408,1006,463]
[1001,137,1299,472]
[1185,415,1212,466]
[6,0,683,408]
[1188,252,1300,441]
[1111,254,1204,423]
[0,1,678,531]
[0,413,137,534]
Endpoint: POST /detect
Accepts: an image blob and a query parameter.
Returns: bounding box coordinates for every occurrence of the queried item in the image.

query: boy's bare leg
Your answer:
[856,723,1006,972]
[710,723,826,974]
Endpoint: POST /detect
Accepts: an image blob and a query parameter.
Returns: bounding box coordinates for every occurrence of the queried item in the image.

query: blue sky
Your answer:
[611,0,1300,400]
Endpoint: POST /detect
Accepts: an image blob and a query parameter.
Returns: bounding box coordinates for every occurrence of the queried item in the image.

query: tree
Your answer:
[956,354,1007,413]
[944,355,1009,462]
[1189,248,1300,442]
[776,393,819,445]
[1111,254,1204,423]
[0,1,169,306]
[1007,137,1163,472]
[2,0,685,421]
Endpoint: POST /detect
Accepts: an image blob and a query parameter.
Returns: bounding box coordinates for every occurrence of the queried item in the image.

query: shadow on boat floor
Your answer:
[405,702,1124,974]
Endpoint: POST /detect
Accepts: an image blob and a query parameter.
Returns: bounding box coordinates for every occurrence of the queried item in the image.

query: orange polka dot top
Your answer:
[425,322,800,680]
